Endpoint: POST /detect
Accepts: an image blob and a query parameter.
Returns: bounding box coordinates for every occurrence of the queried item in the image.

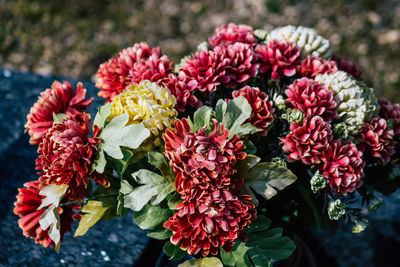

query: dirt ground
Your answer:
[1,0,400,101]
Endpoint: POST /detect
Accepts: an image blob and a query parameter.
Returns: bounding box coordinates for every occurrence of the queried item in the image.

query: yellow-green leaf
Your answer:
[178,257,223,267]
[38,184,68,209]
[74,200,109,237]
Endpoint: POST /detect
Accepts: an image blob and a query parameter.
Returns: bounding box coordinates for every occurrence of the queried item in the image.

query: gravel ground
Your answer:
[1,0,400,101]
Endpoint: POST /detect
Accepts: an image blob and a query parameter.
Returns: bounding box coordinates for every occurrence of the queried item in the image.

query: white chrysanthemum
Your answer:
[266,25,332,59]
[315,71,379,135]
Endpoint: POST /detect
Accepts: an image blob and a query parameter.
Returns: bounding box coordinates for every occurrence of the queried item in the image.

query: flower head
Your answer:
[209,23,257,47]
[96,42,161,101]
[13,180,80,248]
[321,140,364,194]
[216,43,259,88]
[332,54,362,80]
[164,190,255,256]
[378,98,400,137]
[297,56,338,78]
[36,114,109,201]
[25,81,93,145]
[281,116,332,165]
[128,55,173,85]
[285,78,338,122]
[232,86,275,135]
[256,40,301,80]
[164,119,246,197]
[359,117,394,165]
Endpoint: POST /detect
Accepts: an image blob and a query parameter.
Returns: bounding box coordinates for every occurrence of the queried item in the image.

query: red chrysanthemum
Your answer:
[25,81,93,145]
[13,180,80,248]
[285,78,338,122]
[164,190,256,256]
[256,40,301,81]
[232,86,275,135]
[96,42,161,100]
[209,23,257,47]
[332,54,362,80]
[321,140,364,194]
[128,54,173,85]
[297,56,338,78]
[164,118,246,197]
[281,116,333,165]
[36,114,109,201]
[180,49,230,93]
[215,43,259,88]
[165,72,202,112]
[378,98,400,138]
[359,117,395,165]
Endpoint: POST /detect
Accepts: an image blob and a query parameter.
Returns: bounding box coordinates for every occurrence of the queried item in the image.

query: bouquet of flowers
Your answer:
[15,23,400,266]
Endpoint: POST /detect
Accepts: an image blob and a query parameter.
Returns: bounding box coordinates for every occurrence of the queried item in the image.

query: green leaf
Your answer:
[92,147,106,174]
[74,200,109,237]
[168,192,183,210]
[93,102,111,129]
[248,236,296,260]
[178,257,223,267]
[38,184,68,209]
[147,227,172,240]
[112,148,134,176]
[147,151,175,180]
[52,113,68,124]
[215,99,227,123]
[191,106,213,132]
[235,123,258,137]
[39,205,61,252]
[222,96,252,138]
[100,113,150,159]
[220,242,252,267]
[132,204,171,230]
[296,182,321,229]
[246,215,271,233]
[122,169,175,211]
[243,139,257,154]
[163,241,187,261]
[239,155,297,200]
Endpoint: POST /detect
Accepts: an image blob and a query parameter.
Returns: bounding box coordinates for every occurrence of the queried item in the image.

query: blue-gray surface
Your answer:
[1,68,400,267]
[0,69,148,266]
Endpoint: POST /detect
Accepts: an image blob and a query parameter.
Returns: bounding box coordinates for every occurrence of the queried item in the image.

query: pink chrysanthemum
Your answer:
[281,116,333,165]
[165,72,202,112]
[180,49,230,93]
[13,180,80,248]
[128,55,173,85]
[164,190,256,256]
[163,118,246,197]
[332,54,362,80]
[232,86,275,135]
[321,140,364,194]
[25,81,93,145]
[378,98,400,137]
[285,78,338,122]
[209,23,257,47]
[96,42,161,101]
[297,56,338,78]
[215,43,259,88]
[36,114,109,201]
[256,40,301,81]
[359,117,395,165]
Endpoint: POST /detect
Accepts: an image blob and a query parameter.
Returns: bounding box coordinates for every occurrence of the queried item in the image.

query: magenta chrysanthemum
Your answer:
[165,72,202,112]
[321,140,364,194]
[25,81,93,145]
[163,118,246,197]
[256,40,301,80]
[378,98,400,137]
[128,54,173,85]
[209,23,257,47]
[164,190,256,256]
[36,114,109,201]
[180,49,230,93]
[297,56,338,78]
[96,42,161,101]
[281,116,333,165]
[13,180,80,248]
[215,43,259,88]
[285,78,338,122]
[359,117,395,165]
[332,54,362,80]
[232,86,275,135]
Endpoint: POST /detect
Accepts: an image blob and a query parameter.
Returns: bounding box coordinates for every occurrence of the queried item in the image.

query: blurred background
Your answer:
[1,0,400,101]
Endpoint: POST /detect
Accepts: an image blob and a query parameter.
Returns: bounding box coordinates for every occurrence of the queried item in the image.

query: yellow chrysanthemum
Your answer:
[109,80,178,150]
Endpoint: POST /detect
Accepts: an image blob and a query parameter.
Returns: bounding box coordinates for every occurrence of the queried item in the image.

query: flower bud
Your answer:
[310,170,327,193]
[271,157,287,168]
[333,122,349,139]
[254,29,268,41]
[273,94,286,110]
[368,197,383,212]
[352,219,368,233]
[328,199,346,220]
[282,108,303,123]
